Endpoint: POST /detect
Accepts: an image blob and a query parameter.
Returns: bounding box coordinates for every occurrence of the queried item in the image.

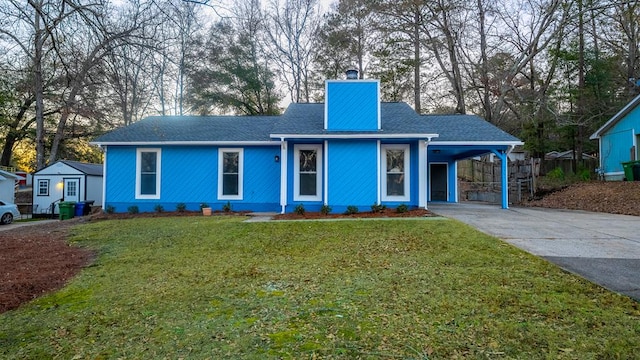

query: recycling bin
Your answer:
[74,202,86,217]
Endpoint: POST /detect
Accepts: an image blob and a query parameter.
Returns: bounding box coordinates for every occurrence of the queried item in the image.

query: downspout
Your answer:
[324,140,329,206]
[419,138,430,209]
[376,140,381,205]
[101,146,107,211]
[280,138,288,214]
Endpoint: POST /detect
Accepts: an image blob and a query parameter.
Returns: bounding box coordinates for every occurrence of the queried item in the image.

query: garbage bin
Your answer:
[83,200,94,215]
[59,201,76,220]
[633,163,640,182]
[621,161,640,181]
[74,202,86,217]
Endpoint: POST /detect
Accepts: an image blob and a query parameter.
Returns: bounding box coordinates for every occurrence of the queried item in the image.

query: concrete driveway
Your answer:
[0,219,58,232]
[429,203,640,301]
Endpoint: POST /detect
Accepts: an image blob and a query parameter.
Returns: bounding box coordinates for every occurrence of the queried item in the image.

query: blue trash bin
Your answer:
[74,202,86,217]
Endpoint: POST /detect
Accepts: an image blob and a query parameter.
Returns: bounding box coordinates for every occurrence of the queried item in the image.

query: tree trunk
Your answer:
[34,0,46,170]
[575,0,585,173]
[413,7,421,113]
[478,0,491,122]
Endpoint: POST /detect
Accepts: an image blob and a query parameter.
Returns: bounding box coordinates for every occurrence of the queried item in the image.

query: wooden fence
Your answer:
[457,158,541,204]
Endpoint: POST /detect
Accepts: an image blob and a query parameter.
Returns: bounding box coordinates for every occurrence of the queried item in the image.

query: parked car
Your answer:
[0,201,20,225]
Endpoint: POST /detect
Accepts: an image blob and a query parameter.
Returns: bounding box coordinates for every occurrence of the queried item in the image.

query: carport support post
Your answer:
[493,150,509,209]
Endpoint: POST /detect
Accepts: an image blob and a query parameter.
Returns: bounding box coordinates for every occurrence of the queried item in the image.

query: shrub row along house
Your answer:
[92,74,523,214]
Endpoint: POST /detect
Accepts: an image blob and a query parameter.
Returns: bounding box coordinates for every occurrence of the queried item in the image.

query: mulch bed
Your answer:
[274,207,434,220]
[525,181,640,216]
[0,219,94,313]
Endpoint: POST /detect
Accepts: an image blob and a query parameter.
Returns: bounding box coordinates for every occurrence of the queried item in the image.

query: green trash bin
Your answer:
[59,201,76,220]
[622,161,640,181]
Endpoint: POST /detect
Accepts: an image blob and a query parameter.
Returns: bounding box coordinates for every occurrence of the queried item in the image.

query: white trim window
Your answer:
[37,179,49,196]
[218,148,243,200]
[381,144,410,202]
[136,148,161,199]
[294,144,322,201]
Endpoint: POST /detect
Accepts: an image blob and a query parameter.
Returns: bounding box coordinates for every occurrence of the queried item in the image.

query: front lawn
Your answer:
[1,217,638,358]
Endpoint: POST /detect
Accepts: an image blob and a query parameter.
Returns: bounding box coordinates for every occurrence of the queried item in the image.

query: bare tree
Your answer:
[46,1,156,163]
[266,0,321,103]
[375,0,428,113]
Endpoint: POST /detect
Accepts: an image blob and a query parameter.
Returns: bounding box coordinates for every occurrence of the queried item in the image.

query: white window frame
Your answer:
[218,148,244,200]
[136,148,161,199]
[381,144,410,202]
[37,179,49,196]
[294,144,323,202]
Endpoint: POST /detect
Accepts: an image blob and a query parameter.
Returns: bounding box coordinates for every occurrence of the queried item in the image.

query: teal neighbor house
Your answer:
[590,94,640,180]
[92,75,523,213]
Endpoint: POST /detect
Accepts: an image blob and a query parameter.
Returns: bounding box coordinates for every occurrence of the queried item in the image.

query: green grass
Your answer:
[1,217,639,359]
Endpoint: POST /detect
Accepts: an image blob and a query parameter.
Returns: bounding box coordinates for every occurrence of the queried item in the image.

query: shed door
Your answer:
[64,179,80,202]
[430,163,448,201]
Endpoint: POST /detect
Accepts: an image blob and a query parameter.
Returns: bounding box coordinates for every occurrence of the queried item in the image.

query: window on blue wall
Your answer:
[218,148,243,200]
[136,148,161,199]
[294,144,322,201]
[381,145,410,202]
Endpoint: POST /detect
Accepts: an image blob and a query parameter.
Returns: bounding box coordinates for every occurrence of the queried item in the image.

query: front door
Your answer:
[430,163,448,201]
[64,179,80,202]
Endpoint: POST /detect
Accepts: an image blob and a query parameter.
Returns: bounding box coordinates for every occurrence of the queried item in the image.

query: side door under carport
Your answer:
[429,163,448,201]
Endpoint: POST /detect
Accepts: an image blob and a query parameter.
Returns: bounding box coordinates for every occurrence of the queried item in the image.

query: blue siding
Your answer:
[105,146,136,207]
[601,106,640,177]
[602,129,634,175]
[326,81,379,131]
[327,140,377,212]
[243,147,281,206]
[104,145,280,213]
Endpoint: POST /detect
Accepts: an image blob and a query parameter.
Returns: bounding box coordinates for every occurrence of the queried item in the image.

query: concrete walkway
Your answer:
[428,203,640,301]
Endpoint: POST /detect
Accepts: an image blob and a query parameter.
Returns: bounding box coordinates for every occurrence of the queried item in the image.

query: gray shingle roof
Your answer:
[93,115,279,143]
[93,103,521,144]
[420,115,522,142]
[60,160,103,176]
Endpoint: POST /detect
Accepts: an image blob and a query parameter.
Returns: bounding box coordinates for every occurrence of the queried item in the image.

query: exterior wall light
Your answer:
[275,155,280,163]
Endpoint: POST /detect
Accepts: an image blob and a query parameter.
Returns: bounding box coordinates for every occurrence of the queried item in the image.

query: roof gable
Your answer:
[0,169,23,180]
[34,160,103,176]
[590,93,640,139]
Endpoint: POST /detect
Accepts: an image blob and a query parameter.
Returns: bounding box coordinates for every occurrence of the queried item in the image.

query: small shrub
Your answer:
[547,167,565,180]
[577,168,591,181]
[154,204,164,213]
[104,205,115,214]
[371,203,387,213]
[344,205,359,215]
[127,205,139,214]
[294,204,305,215]
[222,201,232,213]
[176,203,187,212]
[320,204,332,215]
[200,203,209,210]
[396,204,409,213]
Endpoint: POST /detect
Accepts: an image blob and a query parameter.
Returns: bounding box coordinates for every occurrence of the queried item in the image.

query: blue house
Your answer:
[92,77,522,213]
[590,94,640,180]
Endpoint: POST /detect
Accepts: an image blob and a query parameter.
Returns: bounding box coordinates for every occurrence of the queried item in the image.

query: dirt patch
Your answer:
[0,219,94,313]
[525,181,640,216]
